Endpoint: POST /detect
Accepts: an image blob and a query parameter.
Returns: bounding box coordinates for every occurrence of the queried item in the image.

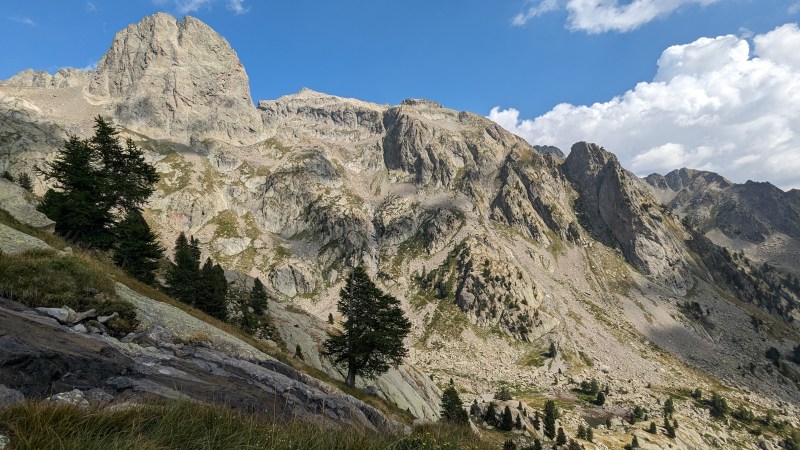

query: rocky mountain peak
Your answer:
[87,13,262,145]
[645,167,733,192]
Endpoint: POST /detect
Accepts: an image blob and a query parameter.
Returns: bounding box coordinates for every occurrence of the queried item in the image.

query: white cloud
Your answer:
[86,2,97,12]
[789,2,800,15]
[512,0,559,26]
[8,16,37,27]
[153,0,249,15]
[513,0,722,33]
[488,24,800,190]
[227,0,250,15]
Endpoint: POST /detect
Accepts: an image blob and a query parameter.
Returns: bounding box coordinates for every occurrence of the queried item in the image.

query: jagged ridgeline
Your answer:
[2,12,800,449]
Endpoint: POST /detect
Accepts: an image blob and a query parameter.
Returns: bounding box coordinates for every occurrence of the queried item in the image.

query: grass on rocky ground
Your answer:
[0,400,491,450]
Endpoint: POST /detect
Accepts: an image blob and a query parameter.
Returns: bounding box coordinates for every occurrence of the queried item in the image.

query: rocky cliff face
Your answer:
[646,168,800,276]
[2,13,800,449]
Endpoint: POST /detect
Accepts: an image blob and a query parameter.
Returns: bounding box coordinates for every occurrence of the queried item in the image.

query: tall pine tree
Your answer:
[322,267,411,386]
[251,277,268,315]
[439,380,469,425]
[166,233,200,305]
[113,210,163,284]
[543,400,558,440]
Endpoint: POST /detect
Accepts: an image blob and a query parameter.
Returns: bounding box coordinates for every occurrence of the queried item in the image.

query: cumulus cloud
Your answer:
[513,0,721,33]
[488,24,800,189]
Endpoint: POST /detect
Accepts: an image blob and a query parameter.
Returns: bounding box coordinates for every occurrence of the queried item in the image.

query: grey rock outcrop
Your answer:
[563,142,692,291]
[5,68,89,89]
[0,179,54,228]
[0,384,24,408]
[88,13,262,145]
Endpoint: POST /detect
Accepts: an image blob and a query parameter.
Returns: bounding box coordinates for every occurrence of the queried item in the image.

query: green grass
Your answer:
[0,400,492,450]
[0,248,138,336]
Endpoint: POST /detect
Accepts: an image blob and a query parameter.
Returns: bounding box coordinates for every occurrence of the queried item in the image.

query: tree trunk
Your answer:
[345,365,357,387]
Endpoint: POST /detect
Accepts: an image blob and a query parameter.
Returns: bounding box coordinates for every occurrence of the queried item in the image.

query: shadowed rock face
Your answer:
[563,142,692,291]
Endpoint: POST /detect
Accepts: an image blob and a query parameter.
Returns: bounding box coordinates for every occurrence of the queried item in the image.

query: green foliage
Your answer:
[732,405,756,423]
[648,421,657,434]
[665,417,677,438]
[37,117,158,250]
[197,258,228,321]
[0,400,491,450]
[0,249,137,337]
[629,405,645,424]
[630,435,640,448]
[543,400,558,439]
[327,313,334,324]
[547,342,557,358]
[112,210,163,284]
[691,388,702,400]
[567,440,581,450]
[576,424,586,439]
[586,426,594,442]
[502,439,517,450]
[17,172,33,192]
[556,427,567,445]
[496,386,512,401]
[166,233,200,305]
[499,406,514,431]
[595,391,606,406]
[663,396,675,418]
[580,378,600,396]
[766,347,781,367]
[708,392,729,418]
[250,277,268,315]
[322,267,411,386]
[532,411,540,430]
[484,402,497,426]
[439,381,468,426]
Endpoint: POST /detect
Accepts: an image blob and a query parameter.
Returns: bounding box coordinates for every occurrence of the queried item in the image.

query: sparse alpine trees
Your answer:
[322,267,411,387]
[543,400,558,439]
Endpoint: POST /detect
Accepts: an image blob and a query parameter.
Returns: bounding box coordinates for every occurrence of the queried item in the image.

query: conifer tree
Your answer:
[205,262,228,320]
[484,402,498,426]
[322,267,411,386]
[500,405,514,431]
[556,427,567,445]
[251,277,268,315]
[631,435,640,448]
[38,117,157,249]
[543,400,558,439]
[532,438,542,450]
[532,410,541,430]
[17,173,32,192]
[112,210,163,284]
[470,399,481,417]
[577,424,586,439]
[648,422,657,434]
[568,440,581,450]
[166,232,199,305]
[586,426,594,442]
[664,397,675,418]
[515,414,522,429]
[440,380,469,425]
[502,439,516,450]
[595,391,606,406]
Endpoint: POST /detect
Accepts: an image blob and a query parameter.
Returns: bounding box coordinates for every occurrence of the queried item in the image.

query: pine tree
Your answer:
[500,405,514,431]
[502,439,516,450]
[556,427,567,445]
[664,397,675,418]
[37,117,157,249]
[648,422,657,434]
[543,400,558,439]
[515,414,522,430]
[577,424,586,439]
[205,262,228,320]
[322,267,411,386]
[586,426,594,442]
[496,386,512,401]
[709,392,728,418]
[547,342,557,358]
[568,440,582,450]
[470,399,481,417]
[440,381,469,425]
[251,277,268,315]
[532,410,541,430]
[166,233,199,305]
[532,438,542,450]
[17,173,32,192]
[595,391,606,406]
[484,402,497,426]
[112,210,163,284]
[328,313,334,324]
[665,418,676,438]
[631,435,640,448]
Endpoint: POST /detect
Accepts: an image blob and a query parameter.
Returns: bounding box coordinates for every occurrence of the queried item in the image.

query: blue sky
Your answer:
[2,1,799,188]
